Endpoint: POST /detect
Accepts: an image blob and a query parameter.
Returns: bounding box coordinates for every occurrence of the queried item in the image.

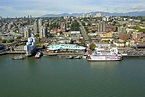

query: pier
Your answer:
[45,52,84,56]
[0,51,26,55]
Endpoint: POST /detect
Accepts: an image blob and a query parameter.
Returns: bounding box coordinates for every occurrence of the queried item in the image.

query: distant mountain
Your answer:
[42,13,82,17]
[42,11,145,17]
[101,11,145,16]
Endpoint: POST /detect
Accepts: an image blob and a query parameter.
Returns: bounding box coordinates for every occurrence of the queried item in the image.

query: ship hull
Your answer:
[87,55,122,62]
[87,59,122,62]
[35,52,42,59]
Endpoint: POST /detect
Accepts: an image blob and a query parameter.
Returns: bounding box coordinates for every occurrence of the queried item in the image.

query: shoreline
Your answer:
[1,51,145,58]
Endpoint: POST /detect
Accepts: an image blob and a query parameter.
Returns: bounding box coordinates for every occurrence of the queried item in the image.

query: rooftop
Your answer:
[47,44,86,50]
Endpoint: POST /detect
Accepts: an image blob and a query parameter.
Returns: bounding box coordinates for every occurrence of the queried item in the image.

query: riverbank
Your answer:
[1,51,145,58]
[1,48,145,58]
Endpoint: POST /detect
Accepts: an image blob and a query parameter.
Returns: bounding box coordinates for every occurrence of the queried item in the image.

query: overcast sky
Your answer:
[0,0,145,17]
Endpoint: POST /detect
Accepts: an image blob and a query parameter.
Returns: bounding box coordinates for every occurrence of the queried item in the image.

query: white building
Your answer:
[33,19,38,34]
[24,27,31,38]
[39,26,47,38]
[102,16,109,22]
[24,36,36,56]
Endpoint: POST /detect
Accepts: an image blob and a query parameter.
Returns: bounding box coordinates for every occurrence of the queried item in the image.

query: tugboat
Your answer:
[35,51,42,59]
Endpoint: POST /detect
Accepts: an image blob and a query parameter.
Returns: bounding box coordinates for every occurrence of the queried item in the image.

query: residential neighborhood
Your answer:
[1,14,145,56]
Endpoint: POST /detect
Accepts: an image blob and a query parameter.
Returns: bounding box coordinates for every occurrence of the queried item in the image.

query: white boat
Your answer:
[66,55,73,59]
[74,55,82,59]
[82,54,87,59]
[87,44,122,61]
[35,51,42,59]
[12,55,25,60]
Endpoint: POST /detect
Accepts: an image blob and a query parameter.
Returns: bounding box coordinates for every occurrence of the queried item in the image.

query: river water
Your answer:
[0,55,145,97]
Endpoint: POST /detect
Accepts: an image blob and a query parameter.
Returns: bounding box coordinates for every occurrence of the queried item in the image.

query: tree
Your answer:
[8,39,14,43]
[59,31,63,35]
[35,34,39,38]
[82,22,85,26]
[70,20,80,31]
[90,42,96,51]
[2,40,6,43]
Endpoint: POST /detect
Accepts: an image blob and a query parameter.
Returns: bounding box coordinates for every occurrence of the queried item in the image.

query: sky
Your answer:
[0,0,145,17]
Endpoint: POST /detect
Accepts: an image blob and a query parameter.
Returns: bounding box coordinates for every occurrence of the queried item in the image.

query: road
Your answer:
[77,19,90,44]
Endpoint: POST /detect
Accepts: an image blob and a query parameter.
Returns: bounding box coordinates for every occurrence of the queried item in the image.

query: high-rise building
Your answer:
[33,19,38,34]
[98,22,106,32]
[102,16,109,22]
[24,27,31,38]
[38,19,43,27]
[39,26,47,38]
[24,36,36,56]
[19,26,24,34]
[38,19,43,33]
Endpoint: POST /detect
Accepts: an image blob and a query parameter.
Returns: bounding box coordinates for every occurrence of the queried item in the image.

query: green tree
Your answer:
[8,39,14,43]
[71,20,80,31]
[35,34,39,38]
[2,40,6,43]
[90,42,96,51]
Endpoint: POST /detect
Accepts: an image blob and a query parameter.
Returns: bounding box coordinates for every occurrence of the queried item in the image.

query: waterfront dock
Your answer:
[0,52,7,55]
[0,51,26,55]
[1,49,145,58]
[45,52,84,56]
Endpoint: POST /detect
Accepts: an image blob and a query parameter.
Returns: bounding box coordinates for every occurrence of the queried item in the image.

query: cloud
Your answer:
[0,0,145,17]
[0,6,14,11]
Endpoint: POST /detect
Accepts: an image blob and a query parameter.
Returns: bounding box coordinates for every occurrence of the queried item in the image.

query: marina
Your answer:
[1,2,145,97]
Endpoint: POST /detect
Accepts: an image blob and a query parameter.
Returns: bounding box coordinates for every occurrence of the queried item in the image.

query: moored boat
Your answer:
[66,55,73,59]
[74,55,82,59]
[35,51,42,59]
[87,43,123,61]
[12,55,25,60]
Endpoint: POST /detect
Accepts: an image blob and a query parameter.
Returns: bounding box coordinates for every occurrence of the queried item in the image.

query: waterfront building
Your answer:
[47,44,86,53]
[24,36,36,56]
